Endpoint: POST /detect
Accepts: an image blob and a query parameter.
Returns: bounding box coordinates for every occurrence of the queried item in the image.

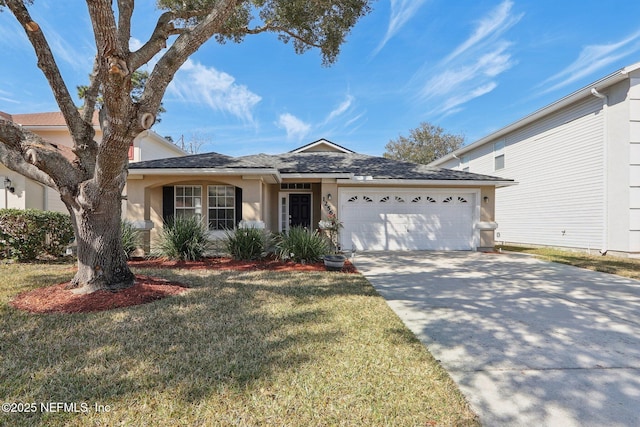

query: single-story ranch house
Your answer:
[127,139,515,253]
[430,61,640,257]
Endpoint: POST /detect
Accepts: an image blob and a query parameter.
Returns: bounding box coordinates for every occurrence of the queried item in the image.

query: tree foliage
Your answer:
[0,0,372,293]
[384,122,464,165]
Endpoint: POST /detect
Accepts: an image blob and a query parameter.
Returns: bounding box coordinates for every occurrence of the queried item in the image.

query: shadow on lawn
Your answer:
[0,268,374,425]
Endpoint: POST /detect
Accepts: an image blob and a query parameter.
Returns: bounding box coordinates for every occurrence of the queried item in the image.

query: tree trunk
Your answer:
[66,190,135,294]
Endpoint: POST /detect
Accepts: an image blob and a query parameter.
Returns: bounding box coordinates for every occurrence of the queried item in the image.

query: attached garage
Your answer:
[339,188,479,251]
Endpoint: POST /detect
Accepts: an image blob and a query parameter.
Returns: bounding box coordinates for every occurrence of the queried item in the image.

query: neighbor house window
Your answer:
[461,155,469,172]
[208,185,235,230]
[175,185,202,219]
[494,140,505,170]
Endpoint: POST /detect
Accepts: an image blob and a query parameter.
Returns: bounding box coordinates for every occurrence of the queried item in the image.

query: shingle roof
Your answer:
[129,151,271,169]
[242,152,506,181]
[130,150,511,182]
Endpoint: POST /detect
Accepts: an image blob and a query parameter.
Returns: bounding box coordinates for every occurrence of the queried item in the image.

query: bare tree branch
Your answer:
[0,120,78,189]
[4,0,92,148]
[117,0,134,53]
[129,11,183,70]
[245,23,322,49]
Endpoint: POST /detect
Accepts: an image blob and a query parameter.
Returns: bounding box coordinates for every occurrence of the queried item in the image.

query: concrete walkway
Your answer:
[355,251,640,427]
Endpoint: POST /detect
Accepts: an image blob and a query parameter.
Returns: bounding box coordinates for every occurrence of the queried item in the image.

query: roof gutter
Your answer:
[336,178,517,188]
[128,167,281,183]
[591,87,609,255]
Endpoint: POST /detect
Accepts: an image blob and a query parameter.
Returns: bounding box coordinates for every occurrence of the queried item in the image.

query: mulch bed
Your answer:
[10,257,357,314]
[10,275,189,314]
[127,256,358,273]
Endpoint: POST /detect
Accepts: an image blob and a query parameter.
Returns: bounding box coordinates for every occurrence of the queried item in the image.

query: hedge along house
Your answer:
[126,139,515,253]
[0,111,187,212]
[430,61,640,257]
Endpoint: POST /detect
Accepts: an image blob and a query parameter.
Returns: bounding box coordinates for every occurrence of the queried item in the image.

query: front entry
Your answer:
[289,193,311,228]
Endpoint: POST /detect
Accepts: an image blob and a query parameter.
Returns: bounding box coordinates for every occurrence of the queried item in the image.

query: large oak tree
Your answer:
[0,0,372,294]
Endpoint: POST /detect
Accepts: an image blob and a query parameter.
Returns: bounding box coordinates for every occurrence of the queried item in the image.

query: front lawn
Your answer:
[498,245,640,279]
[0,262,478,426]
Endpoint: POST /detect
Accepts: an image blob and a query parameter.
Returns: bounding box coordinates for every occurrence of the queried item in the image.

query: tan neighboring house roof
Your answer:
[5,111,100,128]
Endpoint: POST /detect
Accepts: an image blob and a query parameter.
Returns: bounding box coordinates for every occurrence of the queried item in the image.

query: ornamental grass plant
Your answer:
[155,216,210,261]
[224,227,271,260]
[275,226,329,263]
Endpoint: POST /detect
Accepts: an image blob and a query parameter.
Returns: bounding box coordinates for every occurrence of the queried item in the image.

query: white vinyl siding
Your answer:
[475,97,606,249]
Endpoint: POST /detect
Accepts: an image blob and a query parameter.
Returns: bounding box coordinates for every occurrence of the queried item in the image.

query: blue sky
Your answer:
[2,0,640,157]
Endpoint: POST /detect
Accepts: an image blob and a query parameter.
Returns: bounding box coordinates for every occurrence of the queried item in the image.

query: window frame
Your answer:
[174,185,203,220]
[494,140,505,171]
[207,184,236,231]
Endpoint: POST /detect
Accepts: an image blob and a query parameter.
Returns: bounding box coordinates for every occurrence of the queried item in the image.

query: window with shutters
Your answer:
[175,185,202,220]
[208,185,235,230]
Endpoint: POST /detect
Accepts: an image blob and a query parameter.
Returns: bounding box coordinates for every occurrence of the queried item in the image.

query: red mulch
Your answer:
[10,257,357,314]
[10,275,189,314]
[127,256,358,273]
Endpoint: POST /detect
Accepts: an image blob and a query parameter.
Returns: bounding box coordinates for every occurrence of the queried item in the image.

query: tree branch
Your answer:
[129,11,182,70]
[0,120,76,189]
[117,0,134,53]
[244,23,322,49]
[5,0,93,148]
[139,1,243,119]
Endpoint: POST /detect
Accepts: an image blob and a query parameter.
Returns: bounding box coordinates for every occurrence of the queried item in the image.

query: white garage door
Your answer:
[339,189,477,251]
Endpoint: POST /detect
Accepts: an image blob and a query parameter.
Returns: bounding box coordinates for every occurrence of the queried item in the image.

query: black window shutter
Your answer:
[235,187,243,227]
[162,186,174,223]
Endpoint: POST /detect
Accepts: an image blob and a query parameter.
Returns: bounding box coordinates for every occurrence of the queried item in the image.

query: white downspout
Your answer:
[591,87,608,255]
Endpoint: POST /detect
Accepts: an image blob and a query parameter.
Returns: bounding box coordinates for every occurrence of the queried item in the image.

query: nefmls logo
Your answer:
[41,402,90,413]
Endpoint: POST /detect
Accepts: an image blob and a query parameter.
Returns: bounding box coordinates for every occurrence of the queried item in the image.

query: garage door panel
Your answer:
[340,190,476,251]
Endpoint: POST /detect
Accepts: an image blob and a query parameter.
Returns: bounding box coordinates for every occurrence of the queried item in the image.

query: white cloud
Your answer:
[441,82,497,113]
[277,113,311,141]
[129,37,144,51]
[168,59,261,122]
[415,0,520,116]
[445,0,522,63]
[422,42,513,99]
[322,95,354,124]
[539,30,640,93]
[373,0,428,55]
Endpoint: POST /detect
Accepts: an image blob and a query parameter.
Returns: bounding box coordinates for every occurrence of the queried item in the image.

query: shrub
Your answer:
[275,226,329,263]
[224,227,271,260]
[155,216,210,261]
[121,220,140,258]
[0,209,74,261]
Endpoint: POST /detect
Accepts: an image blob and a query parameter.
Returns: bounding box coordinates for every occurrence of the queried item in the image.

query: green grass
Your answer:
[498,245,640,280]
[0,262,478,426]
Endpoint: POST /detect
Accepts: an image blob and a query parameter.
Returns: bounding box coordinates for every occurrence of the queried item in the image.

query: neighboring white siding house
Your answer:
[0,111,186,213]
[430,62,640,256]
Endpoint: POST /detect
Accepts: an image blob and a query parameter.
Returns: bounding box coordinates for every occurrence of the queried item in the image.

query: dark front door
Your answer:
[289,193,311,228]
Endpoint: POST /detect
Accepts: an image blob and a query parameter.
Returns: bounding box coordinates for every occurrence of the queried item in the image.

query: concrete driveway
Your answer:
[355,251,640,427]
